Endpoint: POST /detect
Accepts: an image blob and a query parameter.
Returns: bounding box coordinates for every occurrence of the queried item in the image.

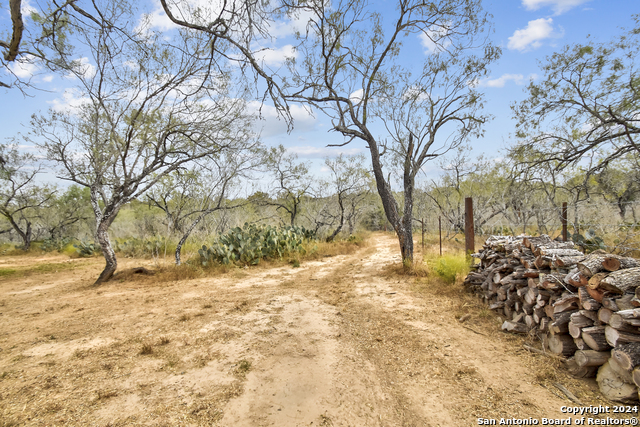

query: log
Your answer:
[602,255,640,272]
[578,253,612,278]
[582,326,610,351]
[608,356,634,384]
[574,337,588,351]
[537,248,583,258]
[523,235,553,251]
[596,361,639,403]
[632,366,640,388]
[565,357,598,378]
[549,333,578,357]
[523,269,540,278]
[578,286,601,311]
[598,307,613,324]
[555,255,585,268]
[609,312,640,331]
[575,350,610,367]
[553,295,580,315]
[587,272,609,290]
[611,343,640,372]
[616,294,636,311]
[569,313,594,339]
[579,309,599,322]
[605,325,640,347]
[586,286,605,303]
[501,320,528,334]
[602,297,620,312]
[540,272,568,291]
[599,268,640,294]
[550,310,577,335]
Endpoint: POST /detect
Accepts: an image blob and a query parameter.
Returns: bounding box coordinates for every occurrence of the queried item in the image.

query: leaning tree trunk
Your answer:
[175,211,209,265]
[366,134,414,266]
[7,216,32,250]
[94,218,118,285]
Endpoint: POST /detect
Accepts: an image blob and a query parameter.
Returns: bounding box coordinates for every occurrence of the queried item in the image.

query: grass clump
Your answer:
[432,253,470,284]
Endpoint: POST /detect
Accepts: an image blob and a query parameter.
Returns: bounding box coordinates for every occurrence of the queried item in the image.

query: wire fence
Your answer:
[415,199,640,257]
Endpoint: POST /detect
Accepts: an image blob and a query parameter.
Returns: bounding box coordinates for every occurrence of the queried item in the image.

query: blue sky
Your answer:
[1,0,637,182]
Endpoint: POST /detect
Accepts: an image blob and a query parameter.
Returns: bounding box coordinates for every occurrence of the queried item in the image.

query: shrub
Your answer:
[433,254,469,284]
[73,241,102,257]
[40,237,73,252]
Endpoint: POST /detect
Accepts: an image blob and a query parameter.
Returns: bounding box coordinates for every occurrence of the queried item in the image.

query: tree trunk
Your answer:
[94,218,117,285]
[175,211,209,265]
[326,195,345,243]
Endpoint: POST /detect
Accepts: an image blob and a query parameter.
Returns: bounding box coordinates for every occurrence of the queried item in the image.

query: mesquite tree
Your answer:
[512,16,640,173]
[0,142,55,249]
[29,1,257,284]
[279,0,499,265]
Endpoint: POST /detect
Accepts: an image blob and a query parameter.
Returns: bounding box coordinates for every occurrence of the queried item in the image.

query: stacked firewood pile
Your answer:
[464,234,640,402]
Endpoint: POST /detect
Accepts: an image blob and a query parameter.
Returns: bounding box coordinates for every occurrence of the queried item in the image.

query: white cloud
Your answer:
[287,145,364,159]
[522,0,591,15]
[419,22,452,54]
[65,57,96,79]
[20,0,37,15]
[254,45,297,67]
[267,9,316,38]
[508,18,561,51]
[48,88,91,114]
[248,102,317,138]
[42,75,54,82]
[8,54,38,79]
[481,73,538,88]
[349,89,364,105]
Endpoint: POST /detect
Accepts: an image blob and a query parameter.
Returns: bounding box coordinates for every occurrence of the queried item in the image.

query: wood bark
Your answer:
[582,326,610,351]
[605,326,640,347]
[549,333,578,357]
[501,320,528,334]
[579,286,601,311]
[574,350,610,367]
[565,357,598,378]
[599,268,640,294]
[611,343,640,372]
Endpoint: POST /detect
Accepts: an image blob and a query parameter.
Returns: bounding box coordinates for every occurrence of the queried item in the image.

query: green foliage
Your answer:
[432,254,470,284]
[73,241,102,257]
[572,230,606,253]
[40,237,74,252]
[115,237,168,258]
[199,223,317,266]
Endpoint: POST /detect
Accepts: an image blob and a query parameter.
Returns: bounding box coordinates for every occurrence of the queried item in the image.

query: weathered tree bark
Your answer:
[501,320,528,334]
[605,325,640,347]
[550,310,577,334]
[582,326,610,351]
[549,333,578,357]
[602,255,640,272]
[599,268,640,294]
[579,286,601,311]
[612,343,640,372]
[175,210,211,265]
[565,357,598,378]
[575,350,610,367]
[578,253,611,278]
[94,218,118,285]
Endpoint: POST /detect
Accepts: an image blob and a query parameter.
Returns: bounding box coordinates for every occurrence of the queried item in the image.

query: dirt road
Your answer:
[0,233,621,426]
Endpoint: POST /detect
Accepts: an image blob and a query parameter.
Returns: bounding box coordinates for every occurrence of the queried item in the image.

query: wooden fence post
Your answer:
[562,202,568,242]
[439,216,442,256]
[465,197,474,255]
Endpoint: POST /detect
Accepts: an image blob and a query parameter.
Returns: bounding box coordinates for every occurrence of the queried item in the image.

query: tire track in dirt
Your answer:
[217,234,574,426]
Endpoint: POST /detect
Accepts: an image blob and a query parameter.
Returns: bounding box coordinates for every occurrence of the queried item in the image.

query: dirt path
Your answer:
[0,233,622,426]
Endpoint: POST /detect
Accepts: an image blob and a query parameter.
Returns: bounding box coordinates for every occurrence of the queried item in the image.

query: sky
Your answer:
[0,0,638,183]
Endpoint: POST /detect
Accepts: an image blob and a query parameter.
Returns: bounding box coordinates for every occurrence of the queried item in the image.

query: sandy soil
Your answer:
[0,233,635,426]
